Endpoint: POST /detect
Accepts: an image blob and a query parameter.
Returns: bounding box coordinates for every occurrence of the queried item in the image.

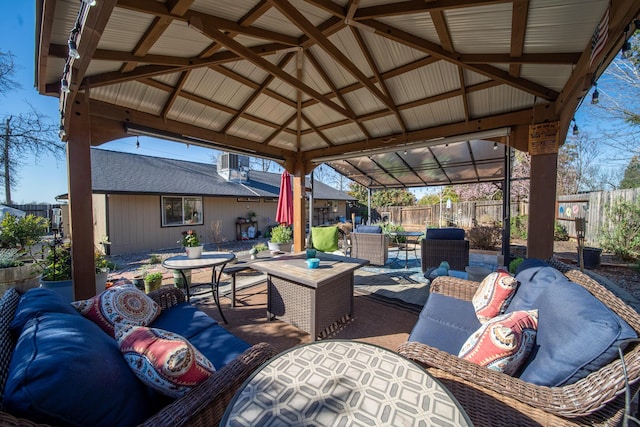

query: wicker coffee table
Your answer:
[221,340,473,426]
[250,252,368,341]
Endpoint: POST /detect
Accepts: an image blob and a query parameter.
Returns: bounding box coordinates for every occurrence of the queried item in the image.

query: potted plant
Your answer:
[95,250,117,293]
[247,211,257,222]
[40,242,74,302]
[179,229,203,259]
[268,224,293,253]
[143,271,163,294]
[0,213,49,295]
[249,242,268,259]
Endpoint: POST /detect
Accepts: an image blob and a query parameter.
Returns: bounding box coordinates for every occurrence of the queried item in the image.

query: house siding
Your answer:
[101,194,347,255]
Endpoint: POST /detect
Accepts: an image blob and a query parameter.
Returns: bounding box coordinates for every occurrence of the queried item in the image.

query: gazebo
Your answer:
[34,0,640,299]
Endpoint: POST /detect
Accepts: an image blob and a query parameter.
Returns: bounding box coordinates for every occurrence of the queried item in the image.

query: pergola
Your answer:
[35,0,640,299]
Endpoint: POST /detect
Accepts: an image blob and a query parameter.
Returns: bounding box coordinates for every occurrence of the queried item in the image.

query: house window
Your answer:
[162,196,203,226]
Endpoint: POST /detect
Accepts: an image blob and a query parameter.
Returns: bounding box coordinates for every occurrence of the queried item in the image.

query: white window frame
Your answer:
[161,196,203,227]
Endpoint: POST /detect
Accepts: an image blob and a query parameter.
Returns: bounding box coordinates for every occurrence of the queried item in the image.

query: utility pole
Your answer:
[3,116,11,205]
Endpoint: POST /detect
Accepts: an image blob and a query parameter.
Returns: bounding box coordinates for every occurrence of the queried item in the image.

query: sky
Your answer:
[0,2,634,204]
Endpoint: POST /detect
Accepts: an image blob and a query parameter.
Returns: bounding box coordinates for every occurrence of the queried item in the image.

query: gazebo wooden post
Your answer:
[291,157,308,253]
[67,92,96,300]
[528,152,558,259]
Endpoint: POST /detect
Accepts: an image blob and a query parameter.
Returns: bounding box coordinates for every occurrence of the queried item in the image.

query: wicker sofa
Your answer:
[0,285,277,427]
[398,257,640,426]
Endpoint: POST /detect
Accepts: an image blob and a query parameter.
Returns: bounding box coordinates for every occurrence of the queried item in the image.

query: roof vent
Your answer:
[217,153,249,183]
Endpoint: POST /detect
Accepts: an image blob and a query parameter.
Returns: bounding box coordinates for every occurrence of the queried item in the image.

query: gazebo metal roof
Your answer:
[37,0,639,185]
[34,0,640,297]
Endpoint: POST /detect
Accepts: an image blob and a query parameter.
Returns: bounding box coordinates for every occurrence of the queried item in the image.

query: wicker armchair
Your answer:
[420,230,469,272]
[350,232,389,265]
[398,258,640,426]
[0,286,278,427]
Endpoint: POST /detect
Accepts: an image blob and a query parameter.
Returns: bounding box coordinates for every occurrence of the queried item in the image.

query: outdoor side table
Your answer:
[221,340,473,426]
[162,251,235,323]
[391,231,423,269]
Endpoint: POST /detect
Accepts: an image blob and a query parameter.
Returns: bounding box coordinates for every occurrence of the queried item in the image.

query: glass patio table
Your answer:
[162,251,235,323]
[390,231,423,269]
[221,340,473,426]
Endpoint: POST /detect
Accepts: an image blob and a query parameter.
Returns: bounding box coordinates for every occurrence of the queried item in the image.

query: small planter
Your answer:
[268,241,292,254]
[173,269,192,289]
[40,279,74,303]
[132,275,145,290]
[144,276,163,294]
[185,245,203,259]
[95,269,109,294]
[582,247,603,269]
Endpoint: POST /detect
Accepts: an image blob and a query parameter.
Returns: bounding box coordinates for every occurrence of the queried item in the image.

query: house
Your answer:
[76,149,353,255]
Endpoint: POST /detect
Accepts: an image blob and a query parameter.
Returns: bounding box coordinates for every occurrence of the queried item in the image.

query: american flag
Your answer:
[590,7,609,66]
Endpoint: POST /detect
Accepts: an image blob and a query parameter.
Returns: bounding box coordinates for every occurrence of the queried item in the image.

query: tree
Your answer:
[620,155,640,189]
[1,50,63,204]
[2,108,63,204]
[0,51,18,96]
[371,188,416,207]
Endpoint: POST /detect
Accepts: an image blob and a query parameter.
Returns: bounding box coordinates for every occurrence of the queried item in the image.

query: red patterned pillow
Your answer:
[472,269,519,323]
[458,310,538,376]
[117,325,216,398]
[71,284,160,337]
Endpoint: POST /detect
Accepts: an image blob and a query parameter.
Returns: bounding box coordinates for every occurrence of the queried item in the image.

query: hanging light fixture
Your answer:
[621,26,633,59]
[136,136,140,149]
[591,84,599,104]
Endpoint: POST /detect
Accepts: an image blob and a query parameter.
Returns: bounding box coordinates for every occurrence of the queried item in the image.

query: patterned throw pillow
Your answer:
[0,288,21,411]
[458,310,538,376]
[72,284,160,337]
[472,270,519,323]
[117,325,216,398]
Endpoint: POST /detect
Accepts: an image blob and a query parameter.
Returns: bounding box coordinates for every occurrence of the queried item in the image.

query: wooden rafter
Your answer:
[509,0,529,78]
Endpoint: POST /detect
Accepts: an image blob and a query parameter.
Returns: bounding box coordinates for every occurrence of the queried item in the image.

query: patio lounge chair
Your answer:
[350,225,389,266]
[398,257,640,426]
[420,227,469,272]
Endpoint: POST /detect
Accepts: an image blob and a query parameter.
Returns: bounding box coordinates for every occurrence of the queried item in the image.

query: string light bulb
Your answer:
[60,78,70,93]
[68,39,80,59]
[136,136,140,150]
[572,118,579,136]
[493,142,498,150]
[81,0,97,6]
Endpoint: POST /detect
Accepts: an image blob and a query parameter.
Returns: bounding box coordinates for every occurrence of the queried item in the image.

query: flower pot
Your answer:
[582,247,602,269]
[173,269,191,289]
[185,245,203,259]
[95,269,109,294]
[144,278,162,294]
[132,275,145,290]
[268,241,292,253]
[40,278,74,303]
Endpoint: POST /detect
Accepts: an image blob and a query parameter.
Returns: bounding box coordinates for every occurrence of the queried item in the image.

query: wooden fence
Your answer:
[374,188,639,247]
[376,201,528,230]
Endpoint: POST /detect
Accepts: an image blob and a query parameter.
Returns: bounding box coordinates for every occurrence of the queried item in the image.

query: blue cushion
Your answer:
[409,293,481,355]
[4,312,154,427]
[425,228,465,240]
[150,302,218,340]
[10,287,80,336]
[355,225,382,234]
[188,324,251,370]
[507,271,637,386]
